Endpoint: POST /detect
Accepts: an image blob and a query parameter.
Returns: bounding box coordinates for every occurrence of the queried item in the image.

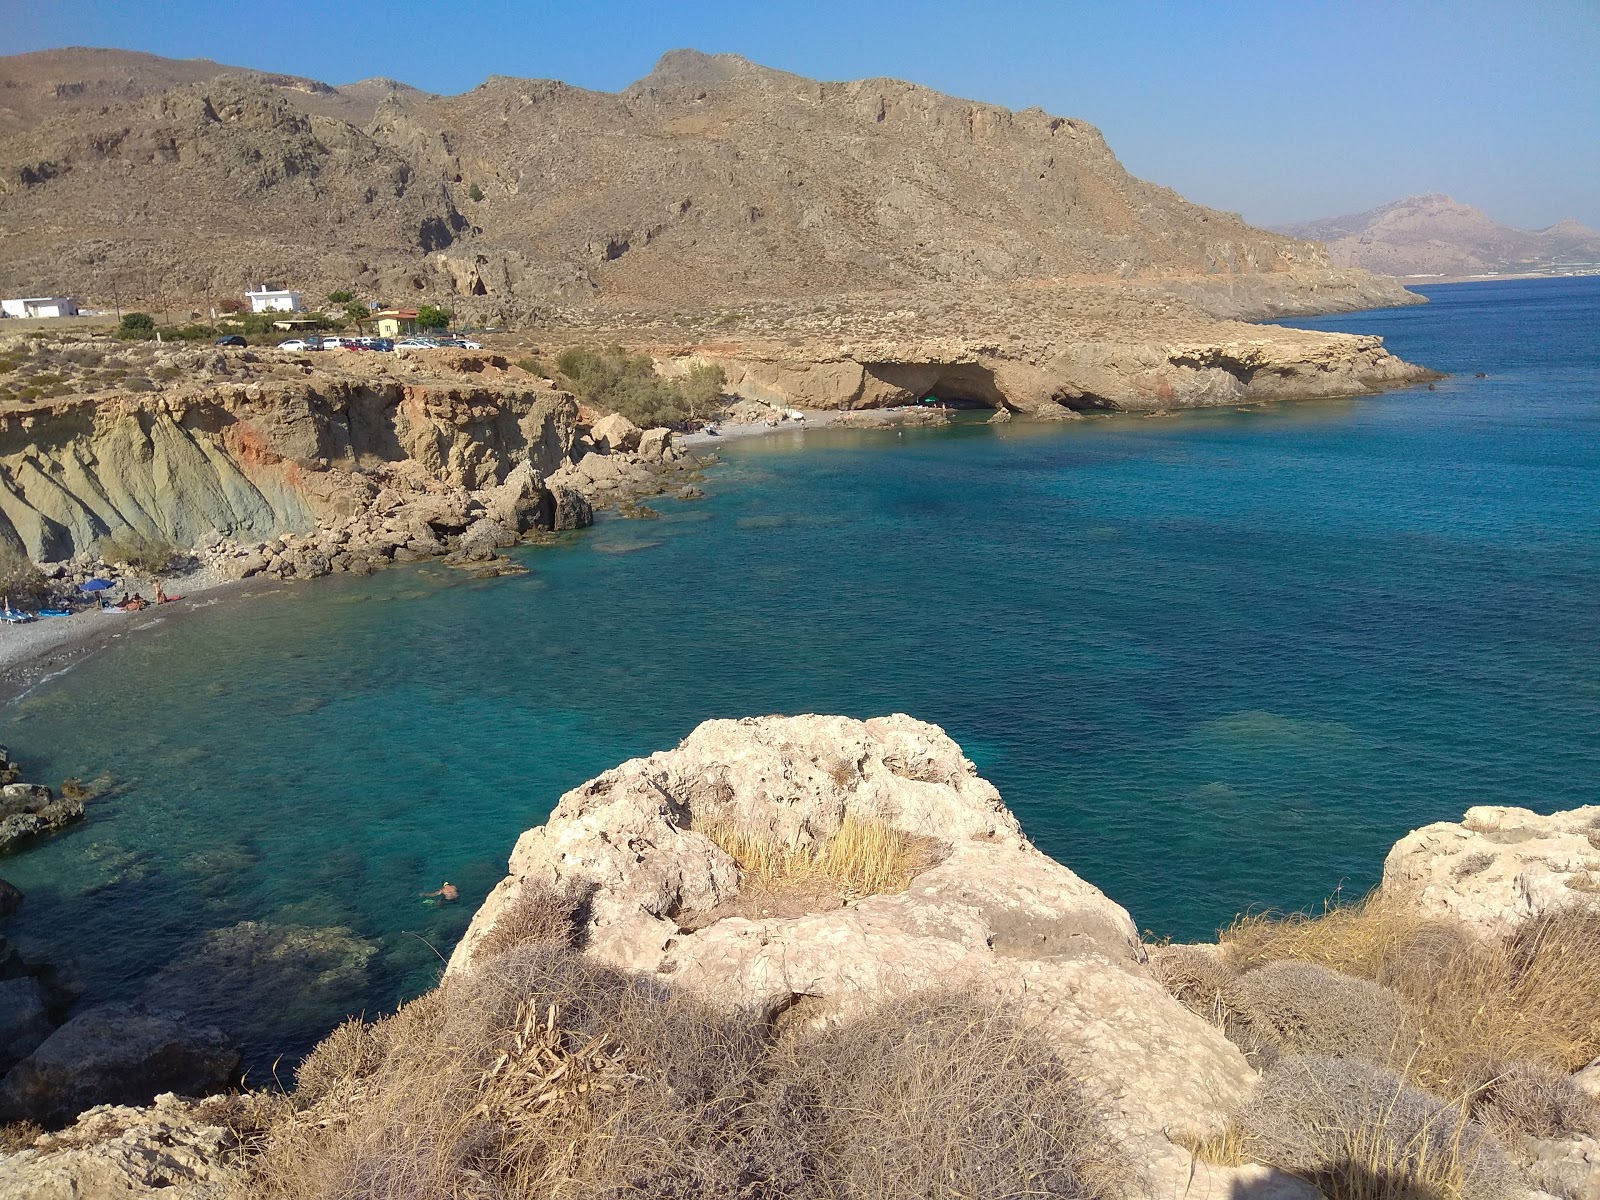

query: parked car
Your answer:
[395,337,439,349]
[278,338,318,351]
[215,334,247,347]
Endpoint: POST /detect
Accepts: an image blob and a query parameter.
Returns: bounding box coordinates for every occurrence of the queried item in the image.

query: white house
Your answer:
[245,286,304,314]
[1,296,80,319]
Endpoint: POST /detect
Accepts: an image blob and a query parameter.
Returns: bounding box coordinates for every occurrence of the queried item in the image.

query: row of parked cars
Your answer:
[215,334,484,352]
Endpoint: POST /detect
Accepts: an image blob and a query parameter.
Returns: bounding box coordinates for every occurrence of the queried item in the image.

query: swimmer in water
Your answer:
[419,881,459,903]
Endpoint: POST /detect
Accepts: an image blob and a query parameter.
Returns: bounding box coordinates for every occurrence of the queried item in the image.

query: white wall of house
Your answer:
[246,289,304,314]
[1,296,80,319]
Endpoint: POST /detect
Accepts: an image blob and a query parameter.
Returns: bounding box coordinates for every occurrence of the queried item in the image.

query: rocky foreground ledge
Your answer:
[6,716,1599,1199]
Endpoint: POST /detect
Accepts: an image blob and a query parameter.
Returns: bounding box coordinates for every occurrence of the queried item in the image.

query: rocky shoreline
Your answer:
[2,714,1596,1198]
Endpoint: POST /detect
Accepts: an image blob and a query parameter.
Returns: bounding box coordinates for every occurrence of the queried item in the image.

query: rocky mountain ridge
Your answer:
[1276,194,1600,279]
[0,47,1418,325]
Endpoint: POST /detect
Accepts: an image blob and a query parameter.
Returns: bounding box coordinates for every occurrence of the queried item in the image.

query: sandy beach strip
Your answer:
[0,564,263,706]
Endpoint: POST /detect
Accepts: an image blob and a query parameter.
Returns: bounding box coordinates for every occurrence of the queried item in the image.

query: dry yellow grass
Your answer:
[1169,1122,1247,1167]
[694,811,943,899]
[1220,893,1600,1102]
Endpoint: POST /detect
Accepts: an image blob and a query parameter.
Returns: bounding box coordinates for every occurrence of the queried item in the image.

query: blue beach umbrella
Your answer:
[78,579,116,592]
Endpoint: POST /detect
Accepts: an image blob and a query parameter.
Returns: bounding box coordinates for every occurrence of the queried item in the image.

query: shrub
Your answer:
[1469,1057,1599,1141]
[1230,960,1414,1066]
[250,946,1116,1200]
[1239,1055,1517,1200]
[117,312,155,338]
[0,544,52,610]
[327,290,354,305]
[555,345,722,428]
[467,183,484,202]
[472,881,583,961]
[514,356,548,377]
[1217,894,1600,1106]
[98,530,178,573]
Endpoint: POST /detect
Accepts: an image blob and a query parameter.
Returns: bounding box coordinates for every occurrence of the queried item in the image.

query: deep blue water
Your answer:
[2,275,1596,1074]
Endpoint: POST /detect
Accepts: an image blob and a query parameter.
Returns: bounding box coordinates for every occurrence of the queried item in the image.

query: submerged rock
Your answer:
[143,922,377,1058]
[0,880,22,918]
[0,1003,239,1128]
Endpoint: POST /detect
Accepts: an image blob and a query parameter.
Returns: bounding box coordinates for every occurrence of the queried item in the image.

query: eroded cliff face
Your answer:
[686,324,1432,417]
[0,359,579,562]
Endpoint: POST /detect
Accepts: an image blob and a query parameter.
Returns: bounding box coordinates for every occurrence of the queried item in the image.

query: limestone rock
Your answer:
[480,460,549,534]
[1525,1133,1600,1200]
[452,714,1256,1196]
[636,426,675,462]
[1382,805,1600,934]
[0,1003,239,1128]
[0,1092,242,1200]
[1574,1058,1600,1104]
[0,785,83,854]
[590,413,641,454]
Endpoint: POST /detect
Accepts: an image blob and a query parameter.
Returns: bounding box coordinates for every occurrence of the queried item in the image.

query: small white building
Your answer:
[245,286,304,314]
[1,296,80,319]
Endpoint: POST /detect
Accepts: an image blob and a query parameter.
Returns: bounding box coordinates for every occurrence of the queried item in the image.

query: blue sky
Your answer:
[5,0,1597,230]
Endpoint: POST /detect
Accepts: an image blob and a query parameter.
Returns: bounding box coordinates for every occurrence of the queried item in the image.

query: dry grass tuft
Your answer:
[694,811,945,900]
[250,945,1115,1200]
[1169,1122,1248,1167]
[1216,893,1600,1111]
[1469,1058,1599,1141]
[472,881,584,961]
[1240,1055,1516,1200]
[1230,960,1413,1068]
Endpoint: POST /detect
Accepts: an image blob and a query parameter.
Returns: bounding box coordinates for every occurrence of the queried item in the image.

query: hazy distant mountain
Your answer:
[1276,194,1600,278]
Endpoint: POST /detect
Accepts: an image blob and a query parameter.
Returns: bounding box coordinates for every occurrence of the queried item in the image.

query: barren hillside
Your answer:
[0,48,1413,322]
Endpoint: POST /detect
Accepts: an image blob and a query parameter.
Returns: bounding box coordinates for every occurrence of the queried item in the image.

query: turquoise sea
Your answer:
[2,276,1596,1075]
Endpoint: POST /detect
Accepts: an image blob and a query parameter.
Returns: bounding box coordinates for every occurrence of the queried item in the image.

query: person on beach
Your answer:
[419,881,459,904]
[154,582,167,604]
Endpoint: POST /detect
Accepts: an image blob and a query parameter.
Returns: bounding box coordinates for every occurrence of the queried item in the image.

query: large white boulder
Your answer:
[452,713,1261,1197]
[1383,804,1600,935]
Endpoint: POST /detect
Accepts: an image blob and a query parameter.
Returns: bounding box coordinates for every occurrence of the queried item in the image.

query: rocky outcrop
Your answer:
[0,1003,239,1128]
[451,713,1282,1197]
[0,347,587,562]
[1382,804,1600,935]
[0,1092,243,1200]
[705,324,1433,417]
[0,749,82,852]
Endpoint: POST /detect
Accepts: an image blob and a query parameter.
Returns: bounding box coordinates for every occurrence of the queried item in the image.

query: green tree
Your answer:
[327,290,354,305]
[681,362,727,420]
[416,305,452,331]
[344,301,370,330]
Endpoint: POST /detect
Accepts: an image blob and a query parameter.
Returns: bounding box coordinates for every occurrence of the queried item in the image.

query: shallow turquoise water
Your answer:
[2,276,1596,1074]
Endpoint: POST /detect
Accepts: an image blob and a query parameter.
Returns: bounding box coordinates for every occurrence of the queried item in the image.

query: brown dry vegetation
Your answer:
[1156,893,1600,1198]
[693,812,946,902]
[246,936,1117,1200]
